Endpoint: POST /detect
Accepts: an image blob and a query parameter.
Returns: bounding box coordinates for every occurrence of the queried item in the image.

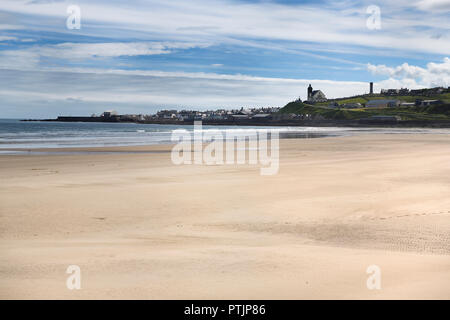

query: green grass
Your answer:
[315,97,367,106]
[313,92,450,107]
[280,90,450,121]
[279,100,450,121]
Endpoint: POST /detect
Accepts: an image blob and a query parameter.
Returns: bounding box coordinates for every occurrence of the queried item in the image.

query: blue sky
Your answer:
[0,0,449,117]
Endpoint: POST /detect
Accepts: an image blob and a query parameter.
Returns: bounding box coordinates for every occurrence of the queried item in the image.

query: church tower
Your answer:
[307,84,313,100]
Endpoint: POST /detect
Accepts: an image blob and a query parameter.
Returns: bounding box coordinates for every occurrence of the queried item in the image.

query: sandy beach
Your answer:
[0,133,449,299]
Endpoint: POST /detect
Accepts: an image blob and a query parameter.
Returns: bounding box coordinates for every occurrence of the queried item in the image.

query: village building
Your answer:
[366,99,400,108]
[305,84,327,103]
[341,102,362,109]
[417,99,442,107]
[251,113,272,120]
[328,102,339,108]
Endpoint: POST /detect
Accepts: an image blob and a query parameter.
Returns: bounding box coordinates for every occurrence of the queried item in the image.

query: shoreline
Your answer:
[20,118,450,128]
[2,127,450,153]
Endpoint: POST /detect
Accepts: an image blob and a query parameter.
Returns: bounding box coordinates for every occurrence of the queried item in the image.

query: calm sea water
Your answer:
[0,119,449,151]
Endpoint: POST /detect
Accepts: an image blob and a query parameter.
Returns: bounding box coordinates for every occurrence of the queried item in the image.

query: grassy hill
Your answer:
[279,93,450,121]
[313,92,450,107]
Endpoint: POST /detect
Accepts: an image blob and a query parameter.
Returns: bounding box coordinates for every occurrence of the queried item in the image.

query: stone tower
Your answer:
[307,84,313,100]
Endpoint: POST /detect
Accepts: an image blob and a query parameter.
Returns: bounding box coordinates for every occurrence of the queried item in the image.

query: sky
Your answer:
[0,0,449,118]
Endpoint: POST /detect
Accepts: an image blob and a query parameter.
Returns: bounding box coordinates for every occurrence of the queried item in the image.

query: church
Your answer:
[305,84,327,103]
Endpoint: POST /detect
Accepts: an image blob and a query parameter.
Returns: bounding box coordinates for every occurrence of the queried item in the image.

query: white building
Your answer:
[305,84,327,103]
[342,102,362,109]
[366,99,400,108]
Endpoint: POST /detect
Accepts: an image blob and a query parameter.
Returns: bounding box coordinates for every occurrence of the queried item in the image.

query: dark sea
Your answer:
[1,119,449,152]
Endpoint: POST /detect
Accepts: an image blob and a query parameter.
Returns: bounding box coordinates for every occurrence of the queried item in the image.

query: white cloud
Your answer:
[367,57,450,88]
[0,0,449,55]
[0,50,40,69]
[1,0,449,117]
[0,41,208,69]
[415,0,450,11]
[0,24,24,30]
[0,36,17,41]
[367,63,427,79]
[38,41,207,59]
[428,57,450,74]
[23,41,206,60]
[0,66,372,117]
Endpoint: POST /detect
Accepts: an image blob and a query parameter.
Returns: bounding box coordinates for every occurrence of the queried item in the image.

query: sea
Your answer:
[1,119,449,153]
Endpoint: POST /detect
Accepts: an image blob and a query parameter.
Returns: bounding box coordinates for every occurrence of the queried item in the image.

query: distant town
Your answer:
[24,83,450,127]
[93,106,282,123]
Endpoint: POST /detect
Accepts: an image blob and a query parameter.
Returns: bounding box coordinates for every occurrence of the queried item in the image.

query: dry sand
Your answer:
[0,134,449,299]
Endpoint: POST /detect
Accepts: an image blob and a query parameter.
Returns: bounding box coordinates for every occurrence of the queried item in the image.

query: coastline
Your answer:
[0,144,175,155]
[1,134,449,299]
[21,117,450,128]
[3,117,450,152]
